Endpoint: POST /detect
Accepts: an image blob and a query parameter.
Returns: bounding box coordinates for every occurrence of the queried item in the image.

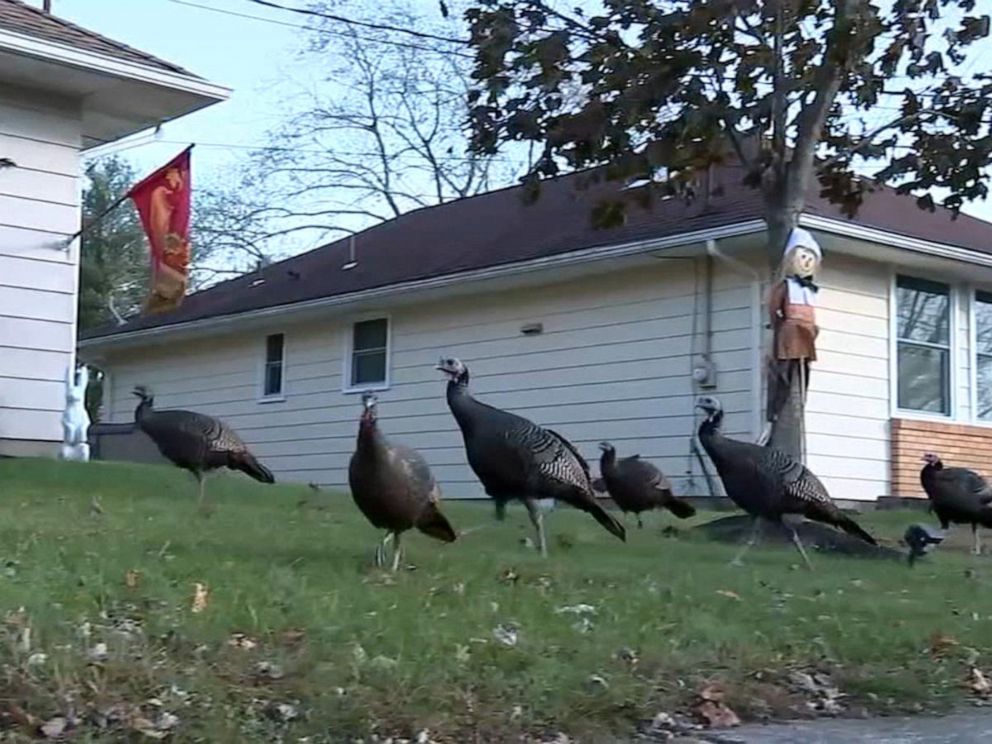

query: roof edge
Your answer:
[799,214,992,269]
[0,26,231,101]
[79,219,767,353]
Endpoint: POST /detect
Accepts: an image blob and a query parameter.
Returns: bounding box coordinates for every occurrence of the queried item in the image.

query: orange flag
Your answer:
[128,147,192,314]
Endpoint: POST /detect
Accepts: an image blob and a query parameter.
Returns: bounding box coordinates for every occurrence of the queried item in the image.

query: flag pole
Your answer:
[62,144,195,251]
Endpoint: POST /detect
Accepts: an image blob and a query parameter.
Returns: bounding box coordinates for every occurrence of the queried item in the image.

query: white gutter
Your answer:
[799,214,992,269]
[0,28,231,102]
[78,219,767,352]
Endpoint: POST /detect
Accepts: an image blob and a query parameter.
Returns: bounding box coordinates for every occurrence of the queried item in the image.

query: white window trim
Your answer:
[888,270,959,422]
[258,332,287,404]
[342,314,392,394]
[967,285,992,429]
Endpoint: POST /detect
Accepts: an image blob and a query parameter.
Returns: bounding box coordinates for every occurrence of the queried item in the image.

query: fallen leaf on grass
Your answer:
[88,642,109,663]
[191,583,208,613]
[254,661,285,680]
[499,568,519,585]
[969,667,992,698]
[279,628,306,646]
[691,683,741,728]
[493,624,518,647]
[125,570,141,589]
[930,632,960,657]
[555,604,597,615]
[715,590,741,601]
[227,633,258,650]
[40,716,68,738]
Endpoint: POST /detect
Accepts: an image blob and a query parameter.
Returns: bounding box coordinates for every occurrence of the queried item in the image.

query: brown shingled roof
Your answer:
[0,0,198,76]
[80,162,992,343]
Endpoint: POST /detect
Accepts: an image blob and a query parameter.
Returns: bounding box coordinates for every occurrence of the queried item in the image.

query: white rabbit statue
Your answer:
[60,364,91,462]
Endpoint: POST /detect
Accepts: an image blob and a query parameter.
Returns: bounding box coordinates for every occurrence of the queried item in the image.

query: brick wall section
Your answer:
[891,418,992,498]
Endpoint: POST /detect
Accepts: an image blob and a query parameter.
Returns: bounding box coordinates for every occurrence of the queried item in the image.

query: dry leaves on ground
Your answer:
[691,682,741,728]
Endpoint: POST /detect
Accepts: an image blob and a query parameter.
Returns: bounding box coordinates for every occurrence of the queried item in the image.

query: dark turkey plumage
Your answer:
[596,442,695,527]
[348,393,456,570]
[132,386,274,510]
[695,395,875,568]
[904,523,945,566]
[920,452,992,555]
[437,357,625,555]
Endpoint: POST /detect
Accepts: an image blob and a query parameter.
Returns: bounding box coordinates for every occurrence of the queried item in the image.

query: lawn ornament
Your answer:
[760,227,822,455]
[60,364,91,461]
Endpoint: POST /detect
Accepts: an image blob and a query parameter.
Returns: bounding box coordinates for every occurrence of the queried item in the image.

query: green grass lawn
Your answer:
[1,458,991,742]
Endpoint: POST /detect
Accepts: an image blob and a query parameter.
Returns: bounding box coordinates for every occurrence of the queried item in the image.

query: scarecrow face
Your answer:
[786,246,819,278]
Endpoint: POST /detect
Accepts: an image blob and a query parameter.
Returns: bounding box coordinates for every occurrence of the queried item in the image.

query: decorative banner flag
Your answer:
[128,147,192,314]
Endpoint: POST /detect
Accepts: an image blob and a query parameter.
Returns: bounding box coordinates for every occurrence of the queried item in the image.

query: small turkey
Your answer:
[437,357,625,556]
[348,392,456,570]
[132,386,274,510]
[904,523,945,566]
[920,452,992,555]
[594,442,696,527]
[695,395,875,569]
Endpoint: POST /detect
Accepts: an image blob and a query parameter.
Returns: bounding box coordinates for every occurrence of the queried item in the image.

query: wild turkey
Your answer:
[594,442,696,527]
[904,523,945,566]
[132,386,274,510]
[695,395,876,569]
[348,392,457,570]
[920,452,992,555]
[437,357,625,556]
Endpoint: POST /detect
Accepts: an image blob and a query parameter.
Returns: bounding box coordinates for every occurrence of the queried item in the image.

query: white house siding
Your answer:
[803,253,891,501]
[0,87,81,455]
[103,260,757,498]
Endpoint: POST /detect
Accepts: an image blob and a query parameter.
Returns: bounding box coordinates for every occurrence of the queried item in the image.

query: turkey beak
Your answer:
[598,442,610,452]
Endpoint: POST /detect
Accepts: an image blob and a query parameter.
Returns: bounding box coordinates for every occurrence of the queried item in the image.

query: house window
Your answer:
[263,333,284,397]
[976,291,992,420]
[350,318,389,387]
[896,276,950,415]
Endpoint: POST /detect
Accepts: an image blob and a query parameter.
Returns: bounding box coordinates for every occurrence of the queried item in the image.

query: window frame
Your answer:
[890,273,956,420]
[258,332,287,403]
[342,314,392,394]
[971,287,992,424]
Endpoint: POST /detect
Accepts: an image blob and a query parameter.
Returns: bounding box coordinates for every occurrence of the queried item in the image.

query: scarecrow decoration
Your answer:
[760,226,822,453]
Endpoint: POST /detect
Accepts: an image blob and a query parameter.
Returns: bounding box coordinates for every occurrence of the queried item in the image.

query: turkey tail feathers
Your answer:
[835,514,877,546]
[231,452,275,484]
[666,497,696,519]
[417,505,458,543]
[587,500,626,542]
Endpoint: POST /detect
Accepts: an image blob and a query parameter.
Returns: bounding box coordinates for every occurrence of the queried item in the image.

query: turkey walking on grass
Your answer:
[904,523,945,566]
[437,357,625,556]
[920,453,992,556]
[695,395,876,569]
[132,386,274,510]
[593,442,696,528]
[348,392,456,570]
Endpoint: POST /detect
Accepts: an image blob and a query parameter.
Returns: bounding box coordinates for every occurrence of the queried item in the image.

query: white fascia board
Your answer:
[0,28,231,101]
[800,214,992,269]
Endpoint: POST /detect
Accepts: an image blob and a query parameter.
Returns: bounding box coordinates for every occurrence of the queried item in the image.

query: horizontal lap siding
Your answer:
[0,91,81,446]
[106,262,756,498]
[804,254,891,501]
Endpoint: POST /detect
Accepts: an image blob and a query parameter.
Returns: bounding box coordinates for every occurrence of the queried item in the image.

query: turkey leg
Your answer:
[637,515,644,529]
[973,524,982,556]
[731,517,762,566]
[524,499,548,557]
[375,532,394,568]
[195,472,208,513]
[391,531,403,572]
[788,524,814,570]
